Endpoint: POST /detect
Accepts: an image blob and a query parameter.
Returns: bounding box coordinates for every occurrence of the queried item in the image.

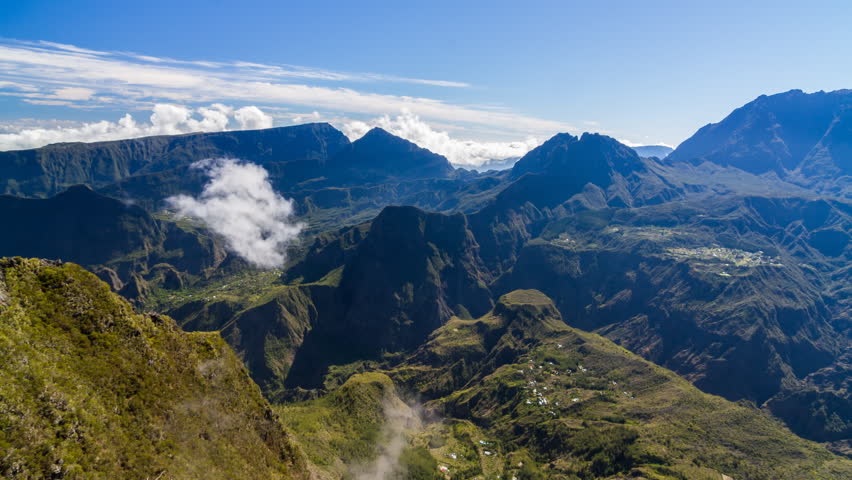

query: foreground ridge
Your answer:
[0,257,310,479]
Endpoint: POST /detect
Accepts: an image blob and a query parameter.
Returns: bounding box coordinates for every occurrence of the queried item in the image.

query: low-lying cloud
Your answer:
[351,396,424,480]
[166,158,303,269]
[0,103,273,151]
[342,110,542,167]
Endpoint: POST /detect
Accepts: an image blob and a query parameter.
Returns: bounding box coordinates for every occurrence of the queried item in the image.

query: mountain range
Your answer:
[1,89,851,478]
[631,145,673,159]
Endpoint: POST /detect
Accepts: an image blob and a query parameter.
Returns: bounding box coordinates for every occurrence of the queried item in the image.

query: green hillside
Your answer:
[279,290,852,480]
[0,258,309,479]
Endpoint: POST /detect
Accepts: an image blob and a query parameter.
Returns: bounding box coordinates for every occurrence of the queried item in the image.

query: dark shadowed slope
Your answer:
[325,127,455,184]
[0,185,234,302]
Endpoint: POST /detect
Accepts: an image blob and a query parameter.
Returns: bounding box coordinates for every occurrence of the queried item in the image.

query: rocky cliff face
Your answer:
[333,205,493,352]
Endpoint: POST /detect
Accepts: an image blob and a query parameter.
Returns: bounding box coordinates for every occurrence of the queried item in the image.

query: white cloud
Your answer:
[0,103,274,150]
[0,39,572,139]
[616,137,675,149]
[166,159,303,269]
[234,106,273,130]
[341,111,542,167]
[22,99,73,106]
[149,104,192,133]
[291,111,322,124]
[52,87,95,101]
[0,105,541,168]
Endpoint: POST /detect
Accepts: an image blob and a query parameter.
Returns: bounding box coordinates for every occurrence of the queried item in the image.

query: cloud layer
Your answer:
[0,39,572,138]
[0,103,273,150]
[342,111,542,167]
[0,102,542,168]
[166,159,303,269]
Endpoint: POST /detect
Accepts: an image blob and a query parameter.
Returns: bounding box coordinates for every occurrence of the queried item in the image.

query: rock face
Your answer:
[333,206,492,352]
[0,258,310,479]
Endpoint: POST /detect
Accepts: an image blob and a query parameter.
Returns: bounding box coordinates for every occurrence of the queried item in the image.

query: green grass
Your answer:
[3,257,848,479]
[276,373,397,477]
[142,268,286,314]
[0,258,309,480]
[275,289,852,480]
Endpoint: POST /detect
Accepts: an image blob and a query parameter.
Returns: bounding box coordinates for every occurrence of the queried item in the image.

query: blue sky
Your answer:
[1,0,850,164]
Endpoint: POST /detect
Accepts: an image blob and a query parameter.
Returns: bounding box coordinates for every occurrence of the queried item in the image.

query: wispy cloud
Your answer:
[0,39,572,138]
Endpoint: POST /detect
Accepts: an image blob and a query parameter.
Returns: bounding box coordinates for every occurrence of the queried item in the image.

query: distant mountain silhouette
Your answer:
[467,156,519,172]
[631,144,673,158]
[667,89,852,196]
[325,127,455,184]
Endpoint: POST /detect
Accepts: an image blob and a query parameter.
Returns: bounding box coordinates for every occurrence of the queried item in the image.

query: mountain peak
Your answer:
[360,126,396,139]
[667,89,852,181]
[498,289,554,307]
[353,127,421,150]
[328,128,454,182]
[494,290,566,332]
[511,131,644,179]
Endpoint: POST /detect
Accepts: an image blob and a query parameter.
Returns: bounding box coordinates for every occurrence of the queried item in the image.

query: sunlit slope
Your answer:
[281,290,852,480]
[0,258,309,479]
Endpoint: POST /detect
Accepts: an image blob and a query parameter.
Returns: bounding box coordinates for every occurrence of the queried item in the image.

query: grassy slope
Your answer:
[277,372,392,478]
[0,258,309,480]
[278,372,442,480]
[279,290,852,480]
